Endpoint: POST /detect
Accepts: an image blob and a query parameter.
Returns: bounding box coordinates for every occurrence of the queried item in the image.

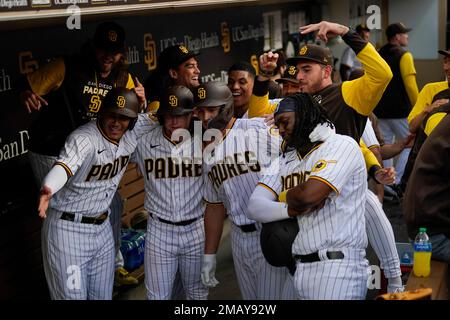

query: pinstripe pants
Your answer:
[144,216,208,300]
[293,249,368,300]
[365,190,401,278]
[41,208,115,300]
[230,223,289,300]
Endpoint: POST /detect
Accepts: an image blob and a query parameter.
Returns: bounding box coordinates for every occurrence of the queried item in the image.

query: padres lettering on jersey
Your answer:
[207,151,261,189]
[85,155,130,182]
[144,157,202,179]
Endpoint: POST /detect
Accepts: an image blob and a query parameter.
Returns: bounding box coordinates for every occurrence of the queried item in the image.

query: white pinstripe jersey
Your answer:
[259,134,368,255]
[133,126,204,221]
[203,118,281,225]
[50,113,157,216]
[361,117,380,148]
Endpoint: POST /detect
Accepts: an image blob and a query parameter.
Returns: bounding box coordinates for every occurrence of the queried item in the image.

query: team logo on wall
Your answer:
[18,51,38,74]
[197,87,206,99]
[109,31,117,42]
[117,96,126,108]
[169,95,178,107]
[250,55,259,75]
[144,33,157,71]
[221,22,231,53]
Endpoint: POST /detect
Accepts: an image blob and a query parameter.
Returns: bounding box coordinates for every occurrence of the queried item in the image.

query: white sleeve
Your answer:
[248,185,289,223]
[361,118,380,148]
[56,132,92,177]
[203,166,222,204]
[42,164,68,195]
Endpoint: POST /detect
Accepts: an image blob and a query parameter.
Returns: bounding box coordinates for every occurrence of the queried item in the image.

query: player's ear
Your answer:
[169,68,178,80]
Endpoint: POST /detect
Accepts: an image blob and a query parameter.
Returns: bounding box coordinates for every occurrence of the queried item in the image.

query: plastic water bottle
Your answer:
[413,227,432,277]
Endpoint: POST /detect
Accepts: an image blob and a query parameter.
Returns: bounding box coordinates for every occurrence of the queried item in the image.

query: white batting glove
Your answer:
[309,122,335,142]
[201,254,219,288]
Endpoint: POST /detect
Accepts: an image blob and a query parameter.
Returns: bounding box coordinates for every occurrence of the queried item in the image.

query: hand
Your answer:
[300,21,350,43]
[374,167,396,185]
[20,90,48,113]
[424,98,449,114]
[258,51,279,77]
[309,123,335,142]
[201,254,219,288]
[401,133,415,149]
[38,186,52,219]
[262,113,275,126]
[134,77,146,108]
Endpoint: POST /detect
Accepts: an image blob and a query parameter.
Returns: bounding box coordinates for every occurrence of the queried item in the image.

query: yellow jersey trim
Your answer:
[55,162,73,178]
[309,176,339,195]
[257,182,278,198]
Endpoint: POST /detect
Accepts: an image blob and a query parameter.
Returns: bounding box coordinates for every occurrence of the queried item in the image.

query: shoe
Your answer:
[115,267,138,285]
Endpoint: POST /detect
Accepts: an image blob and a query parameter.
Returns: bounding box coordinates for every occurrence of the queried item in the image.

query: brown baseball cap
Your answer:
[438,49,450,58]
[386,22,412,39]
[93,21,126,53]
[275,65,300,84]
[159,45,199,70]
[286,44,333,67]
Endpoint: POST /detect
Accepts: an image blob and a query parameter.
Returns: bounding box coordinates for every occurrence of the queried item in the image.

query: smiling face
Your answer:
[101,112,131,141]
[295,61,331,94]
[163,113,192,138]
[195,106,221,129]
[170,57,200,89]
[227,70,254,114]
[95,48,123,75]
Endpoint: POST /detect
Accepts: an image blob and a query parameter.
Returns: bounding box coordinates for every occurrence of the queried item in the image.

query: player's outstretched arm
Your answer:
[38,186,52,219]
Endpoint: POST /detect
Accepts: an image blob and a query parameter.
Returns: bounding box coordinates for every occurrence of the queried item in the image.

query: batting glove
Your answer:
[201,254,219,288]
[309,122,335,142]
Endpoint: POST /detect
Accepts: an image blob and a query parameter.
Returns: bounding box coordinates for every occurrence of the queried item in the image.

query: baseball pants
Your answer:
[41,208,115,300]
[230,222,289,300]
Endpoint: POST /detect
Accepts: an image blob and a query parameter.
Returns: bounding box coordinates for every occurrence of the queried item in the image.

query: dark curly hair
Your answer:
[281,93,334,151]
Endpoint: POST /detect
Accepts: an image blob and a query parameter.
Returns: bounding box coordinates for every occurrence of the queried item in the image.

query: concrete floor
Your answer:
[115,197,408,300]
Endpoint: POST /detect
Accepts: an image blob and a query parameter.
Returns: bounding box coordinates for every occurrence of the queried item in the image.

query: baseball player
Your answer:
[132,86,207,300]
[196,82,289,300]
[146,44,200,113]
[18,21,146,285]
[37,88,157,299]
[249,94,369,300]
[249,21,404,293]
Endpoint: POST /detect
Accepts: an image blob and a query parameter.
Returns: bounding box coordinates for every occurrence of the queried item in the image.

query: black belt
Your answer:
[149,212,200,226]
[238,223,257,233]
[60,212,108,225]
[294,251,344,263]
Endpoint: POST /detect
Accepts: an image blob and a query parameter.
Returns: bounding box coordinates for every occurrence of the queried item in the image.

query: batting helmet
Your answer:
[101,87,140,130]
[260,218,299,275]
[157,85,194,121]
[193,82,233,130]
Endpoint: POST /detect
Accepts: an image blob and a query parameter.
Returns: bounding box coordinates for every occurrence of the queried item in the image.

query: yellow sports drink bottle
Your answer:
[413,227,432,277]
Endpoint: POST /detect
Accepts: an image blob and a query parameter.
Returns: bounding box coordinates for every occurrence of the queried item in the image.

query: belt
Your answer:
[60,212,108,225]
[238,223,257,233]
[294,251,344,263]
[149,212,200,226]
